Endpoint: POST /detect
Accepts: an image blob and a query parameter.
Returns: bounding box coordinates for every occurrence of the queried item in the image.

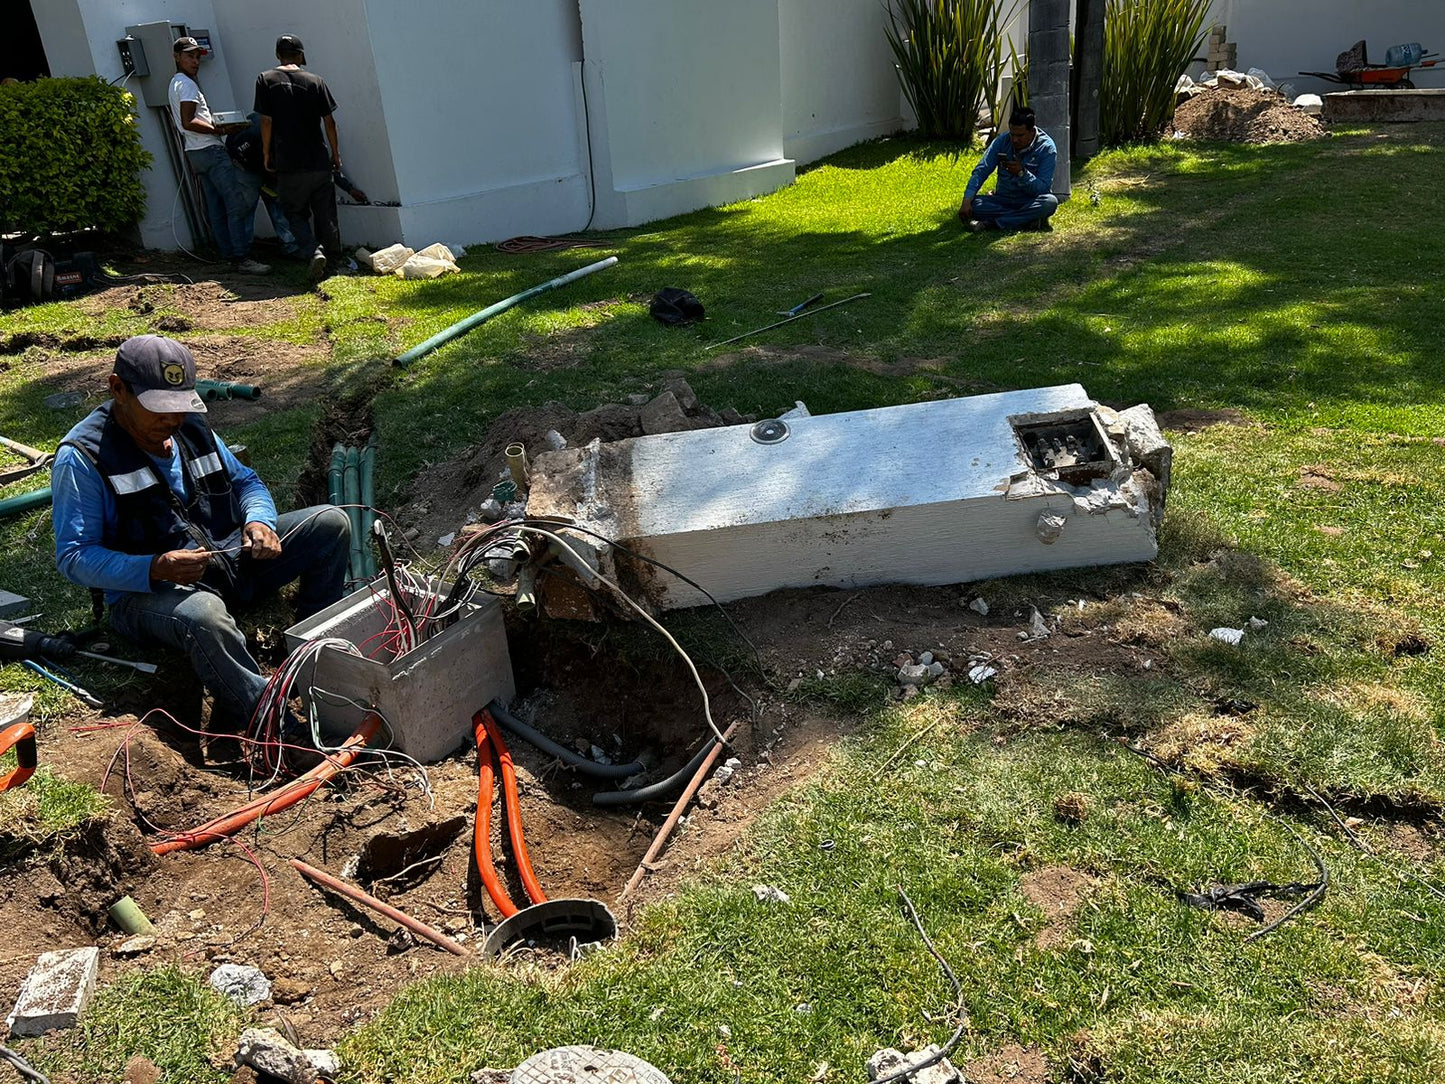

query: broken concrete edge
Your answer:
[5,946,101,1037]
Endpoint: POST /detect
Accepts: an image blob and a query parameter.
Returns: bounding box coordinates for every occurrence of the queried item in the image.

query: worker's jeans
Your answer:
[970,192,1059,230]
[276,169,342,259]
[233,167,303,258]
[186,145,253,262]
[108,507,351,729]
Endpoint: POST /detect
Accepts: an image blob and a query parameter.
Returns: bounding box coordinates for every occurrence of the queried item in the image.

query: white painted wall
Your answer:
[578,0,795,228]
[779,0,906,164]
[362,0,590,245]
[1206,0,1445,95]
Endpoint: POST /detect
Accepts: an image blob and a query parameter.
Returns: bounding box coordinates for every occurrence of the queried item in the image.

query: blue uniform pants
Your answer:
[971,192,1059,230]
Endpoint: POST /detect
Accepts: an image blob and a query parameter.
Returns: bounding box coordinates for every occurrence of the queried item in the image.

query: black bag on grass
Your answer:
[649,287,705,326]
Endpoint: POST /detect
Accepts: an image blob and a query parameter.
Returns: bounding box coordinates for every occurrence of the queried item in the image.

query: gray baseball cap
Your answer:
[113,335,207,414]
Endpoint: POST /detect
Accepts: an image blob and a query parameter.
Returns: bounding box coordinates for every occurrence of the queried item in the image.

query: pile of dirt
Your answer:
[1172,84,1327,144]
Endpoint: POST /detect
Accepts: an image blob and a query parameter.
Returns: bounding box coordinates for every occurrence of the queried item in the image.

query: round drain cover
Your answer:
[511,1046,672,1084]
[750,418,790,445]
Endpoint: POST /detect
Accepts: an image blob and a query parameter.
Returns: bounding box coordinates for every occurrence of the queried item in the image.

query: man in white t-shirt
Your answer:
[168,37,269,274]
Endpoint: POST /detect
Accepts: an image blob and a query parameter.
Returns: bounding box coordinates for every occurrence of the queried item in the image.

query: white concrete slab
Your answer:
[6,947,100,1037]
[527,386,1169,610]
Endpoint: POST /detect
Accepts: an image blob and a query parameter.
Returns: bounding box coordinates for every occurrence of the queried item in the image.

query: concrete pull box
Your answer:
[284,581,514,764]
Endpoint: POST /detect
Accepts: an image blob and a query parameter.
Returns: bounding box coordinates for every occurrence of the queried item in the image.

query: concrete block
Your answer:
[1323,89,1445,124]
[0,590,30,618]
[6,946,100,1036]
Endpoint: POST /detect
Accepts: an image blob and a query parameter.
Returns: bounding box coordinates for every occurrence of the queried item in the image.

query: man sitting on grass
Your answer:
[51,335,350,734]
[958,106,1059,234]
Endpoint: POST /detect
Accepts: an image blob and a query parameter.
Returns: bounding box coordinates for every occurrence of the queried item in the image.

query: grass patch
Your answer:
[0,766,108,856]
[20,965,245,1083]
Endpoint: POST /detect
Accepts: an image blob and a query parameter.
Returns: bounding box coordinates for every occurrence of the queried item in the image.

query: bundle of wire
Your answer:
[243,634,434,804]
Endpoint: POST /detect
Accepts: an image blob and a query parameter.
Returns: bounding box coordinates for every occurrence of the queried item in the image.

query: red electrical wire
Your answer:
[151,712,382,855]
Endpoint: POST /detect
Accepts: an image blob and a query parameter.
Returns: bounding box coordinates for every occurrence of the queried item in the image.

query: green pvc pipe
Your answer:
[358,439,377,579]
[0,486,52,519]
[327,443,345,507]
[108,895,156,934]
[342,446,365,582]
[196,379,262,402]
[393,255,619,367]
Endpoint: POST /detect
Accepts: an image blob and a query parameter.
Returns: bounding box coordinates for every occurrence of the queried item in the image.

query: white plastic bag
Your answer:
[398,254,459,279]
[415,242,458,263]
[1246,66,1276,88]
[370,243,415,275]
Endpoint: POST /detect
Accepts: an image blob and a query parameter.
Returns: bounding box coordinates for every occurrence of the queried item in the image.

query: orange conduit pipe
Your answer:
[151,712,383,856]
[473,713,519,918]
[481,709,548,907]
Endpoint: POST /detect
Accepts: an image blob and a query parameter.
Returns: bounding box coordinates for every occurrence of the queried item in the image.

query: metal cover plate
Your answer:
[511,1046,672,1084]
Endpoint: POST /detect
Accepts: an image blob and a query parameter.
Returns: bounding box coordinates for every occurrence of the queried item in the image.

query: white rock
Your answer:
[968,598,990,616]
[919,652,934,666]
[713,765,735,784]
[437,532,456,547]
[1027,607,1050,640]
[305,1048,342,1079]
[209,963,272,1006]
[6,947,100,1036]
[926,661,946,679]
[968,664,998,684]
[236,1028,317,1084]
[867,1044,961,1083]
[1209,627,1245,646]
[1293,93,1323,114]
[1246,616,1269,630]
[751,884,790,904]
[1036,509,1067,544]
[897,663,931,685]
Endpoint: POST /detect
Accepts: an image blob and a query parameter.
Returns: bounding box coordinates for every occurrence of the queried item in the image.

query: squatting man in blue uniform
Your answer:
[51,335,351,734]
[958,106,1059,233]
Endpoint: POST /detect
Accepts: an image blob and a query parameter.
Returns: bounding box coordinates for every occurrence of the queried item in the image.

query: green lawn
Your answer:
[3,124,1444,1082]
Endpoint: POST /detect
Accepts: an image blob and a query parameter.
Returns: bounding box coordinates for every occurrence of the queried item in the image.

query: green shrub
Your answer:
[885,0,1020,142]
[1100,0,1212,146]
[0,76,151,235]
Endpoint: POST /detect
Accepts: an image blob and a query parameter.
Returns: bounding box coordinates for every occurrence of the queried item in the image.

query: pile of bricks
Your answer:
[1207,25,1237,72]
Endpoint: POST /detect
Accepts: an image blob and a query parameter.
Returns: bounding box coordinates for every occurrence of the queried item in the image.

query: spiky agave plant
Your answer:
[1100,0,1212,146]
[885,0,1021,142]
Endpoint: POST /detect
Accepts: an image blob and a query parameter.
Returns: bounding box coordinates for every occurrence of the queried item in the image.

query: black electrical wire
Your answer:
[591,734,718,807]
[871,888,968,1084]
[0,1045,51,1084]
[488,700,645,781]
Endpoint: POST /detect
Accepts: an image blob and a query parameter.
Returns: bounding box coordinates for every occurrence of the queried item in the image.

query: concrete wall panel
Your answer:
[779,0,906,163]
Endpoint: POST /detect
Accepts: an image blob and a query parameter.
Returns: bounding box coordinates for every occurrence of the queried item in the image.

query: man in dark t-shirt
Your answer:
[254,34,342,282]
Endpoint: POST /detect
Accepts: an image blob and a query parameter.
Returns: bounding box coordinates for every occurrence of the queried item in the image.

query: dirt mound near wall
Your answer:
[1172,85,1327,144]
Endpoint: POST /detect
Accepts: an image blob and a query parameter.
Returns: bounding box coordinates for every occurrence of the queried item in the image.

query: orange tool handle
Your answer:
[0,722,37,791]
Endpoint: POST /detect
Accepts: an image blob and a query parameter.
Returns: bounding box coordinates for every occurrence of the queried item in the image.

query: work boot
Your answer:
[965,219,999,233]
[232,257,271,274]
[307,248,328,283]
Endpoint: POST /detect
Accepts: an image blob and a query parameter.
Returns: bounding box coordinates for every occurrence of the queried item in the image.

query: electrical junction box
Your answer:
[126,21,183,107]
[115,37,148,77]
[283,580,515,764]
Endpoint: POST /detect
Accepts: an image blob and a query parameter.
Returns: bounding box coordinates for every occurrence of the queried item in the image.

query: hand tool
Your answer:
[704,292,872,352]
[776,292,823,317]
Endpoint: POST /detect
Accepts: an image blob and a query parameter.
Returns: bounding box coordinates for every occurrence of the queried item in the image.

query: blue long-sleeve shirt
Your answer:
[52,435,276,604]
[963,128,1057,202]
